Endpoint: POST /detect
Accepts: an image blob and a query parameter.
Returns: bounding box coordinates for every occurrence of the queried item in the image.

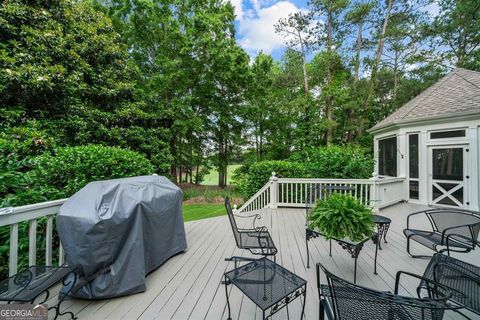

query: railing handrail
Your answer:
[0,198,67,227]
[236,182,271,214]
[277,177,374,184]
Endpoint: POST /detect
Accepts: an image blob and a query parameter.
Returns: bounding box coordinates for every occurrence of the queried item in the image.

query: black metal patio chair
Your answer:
[224,197,277,267]
[419,253,479,318]
[316,262,465,320]
[404,208,480,258]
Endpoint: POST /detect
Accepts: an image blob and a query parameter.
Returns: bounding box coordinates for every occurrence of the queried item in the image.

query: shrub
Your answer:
[0,126,56,207]
[234,161,307,198]
[29,144,155,200]
[234,146,374,198]
[289,145,374,179]
[308,193,374,241]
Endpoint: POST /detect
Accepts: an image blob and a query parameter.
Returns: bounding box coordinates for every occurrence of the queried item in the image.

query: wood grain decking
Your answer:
[45,203,479,319]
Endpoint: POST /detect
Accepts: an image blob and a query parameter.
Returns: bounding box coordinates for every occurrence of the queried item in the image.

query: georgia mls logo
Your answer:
[0,304,48,320]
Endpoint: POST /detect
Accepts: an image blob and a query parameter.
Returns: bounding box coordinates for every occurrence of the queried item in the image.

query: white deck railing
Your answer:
[236,173,406,215]
[0,199,67,276]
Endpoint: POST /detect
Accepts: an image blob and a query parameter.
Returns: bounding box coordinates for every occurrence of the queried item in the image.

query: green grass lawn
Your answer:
[182,203,226,222]
[201,164,242,186]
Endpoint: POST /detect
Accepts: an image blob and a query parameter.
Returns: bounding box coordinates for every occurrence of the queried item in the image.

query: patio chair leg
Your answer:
[224,275,231,320]
[329,240,332,257]
[406,237,435,259]
[306,235,310,268]
[319,300,325,320]
[374,237,378,275]
[300,285,306,320]
[354,257,358,284]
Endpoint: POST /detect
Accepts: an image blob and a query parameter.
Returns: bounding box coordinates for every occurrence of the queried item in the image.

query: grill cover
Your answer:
[57,175,187,299]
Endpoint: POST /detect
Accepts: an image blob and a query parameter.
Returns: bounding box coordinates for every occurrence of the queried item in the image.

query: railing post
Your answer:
[233,204,239,215]
[269,172,278,209]
[370,172,380,213]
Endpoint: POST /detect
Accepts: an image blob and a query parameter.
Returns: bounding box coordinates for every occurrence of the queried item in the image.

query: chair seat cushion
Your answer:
[403,229,472,251]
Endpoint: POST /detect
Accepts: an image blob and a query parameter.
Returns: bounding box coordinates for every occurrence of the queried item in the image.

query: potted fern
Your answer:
[308,193,374,242]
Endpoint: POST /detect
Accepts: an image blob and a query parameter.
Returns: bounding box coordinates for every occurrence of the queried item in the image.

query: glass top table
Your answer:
[224,257,307,319]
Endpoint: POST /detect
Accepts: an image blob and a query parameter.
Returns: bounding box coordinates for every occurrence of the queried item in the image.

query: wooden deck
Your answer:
[47,203,480,319]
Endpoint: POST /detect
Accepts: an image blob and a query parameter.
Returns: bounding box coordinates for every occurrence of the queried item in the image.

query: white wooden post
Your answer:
[233,204,239,214]
[370,172,380,213]
[269,172,278,209]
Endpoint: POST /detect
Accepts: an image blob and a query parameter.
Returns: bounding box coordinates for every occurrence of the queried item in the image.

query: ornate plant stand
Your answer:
[0,265,79,320]
[307,228,379,284]
[372,214,391,250]
[223,257,306,320]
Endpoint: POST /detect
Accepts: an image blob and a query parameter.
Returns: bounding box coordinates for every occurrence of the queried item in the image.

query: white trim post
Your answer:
[370,172,380,213]
[269,172,278,209]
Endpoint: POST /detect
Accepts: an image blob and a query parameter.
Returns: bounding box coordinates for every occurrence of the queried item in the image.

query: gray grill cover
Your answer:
[57,175,187,299]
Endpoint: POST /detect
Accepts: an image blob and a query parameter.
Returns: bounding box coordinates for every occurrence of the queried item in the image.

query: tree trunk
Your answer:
[299,31,309,95]
[189,136,193,184]
[393,51,399,101]
[359,0,394,136]
[346,22,364,142]
[326,10,333,145]
[170,138,177,183]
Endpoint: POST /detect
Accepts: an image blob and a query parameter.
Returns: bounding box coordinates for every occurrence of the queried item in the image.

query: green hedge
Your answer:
[234,161,307,198]
[30,144,155,200]
[289,146,374,179]
[234,146,374,198]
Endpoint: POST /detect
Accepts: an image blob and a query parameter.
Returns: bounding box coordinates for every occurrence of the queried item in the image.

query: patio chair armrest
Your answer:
[395,271,452,300]
[406,210,429,229]
[432,262,480,286]
[441,224,475,245]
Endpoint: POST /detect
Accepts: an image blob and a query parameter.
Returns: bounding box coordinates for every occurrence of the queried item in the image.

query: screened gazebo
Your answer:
[369,68,480,211]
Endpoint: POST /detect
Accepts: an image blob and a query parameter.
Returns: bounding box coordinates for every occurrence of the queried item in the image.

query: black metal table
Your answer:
[373,214,391,250]
[0,265,79,320]
[306,228,380,283]
[223,257,306,320]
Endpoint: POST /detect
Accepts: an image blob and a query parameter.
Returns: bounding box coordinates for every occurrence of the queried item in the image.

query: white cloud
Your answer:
[228,0,244,20]
[235,1,304,55]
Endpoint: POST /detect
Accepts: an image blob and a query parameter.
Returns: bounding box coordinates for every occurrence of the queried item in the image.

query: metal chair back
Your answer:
[225,197,242,248]
[426,209,480,246]
[317,263,451,320]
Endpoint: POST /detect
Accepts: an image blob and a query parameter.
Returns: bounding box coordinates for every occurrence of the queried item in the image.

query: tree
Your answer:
[344,1,374,141]
[311,0,350,145]
[275,12,316,96]
[0,0,175,172]
[430,0,480,71]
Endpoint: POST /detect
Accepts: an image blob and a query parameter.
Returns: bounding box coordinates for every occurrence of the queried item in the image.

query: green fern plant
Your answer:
[308,193,374,242]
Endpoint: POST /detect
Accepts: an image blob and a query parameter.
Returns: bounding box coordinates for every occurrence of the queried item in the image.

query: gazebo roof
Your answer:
[370,68,480,132]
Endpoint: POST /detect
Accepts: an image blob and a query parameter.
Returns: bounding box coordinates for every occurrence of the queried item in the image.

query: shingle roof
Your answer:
[370,68,480,131]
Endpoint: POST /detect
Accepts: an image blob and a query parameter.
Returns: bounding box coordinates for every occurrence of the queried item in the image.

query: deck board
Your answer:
[48,203,479,319]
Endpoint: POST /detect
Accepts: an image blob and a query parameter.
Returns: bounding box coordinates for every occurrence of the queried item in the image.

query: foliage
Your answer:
[308,193,374,241]
[429,0,480,71]
[28,145,154,201]
[0,0,171,175]
[234,161,308,198]
[181,185,242,203]
[289,145,374,179]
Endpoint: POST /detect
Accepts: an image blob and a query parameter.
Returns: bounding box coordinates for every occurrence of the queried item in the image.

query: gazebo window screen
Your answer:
[408,134,419,200]
[378,136,397,177]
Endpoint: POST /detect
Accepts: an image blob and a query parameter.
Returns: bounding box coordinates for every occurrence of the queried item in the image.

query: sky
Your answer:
[231,0,309,60]
[230,0,440,61]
